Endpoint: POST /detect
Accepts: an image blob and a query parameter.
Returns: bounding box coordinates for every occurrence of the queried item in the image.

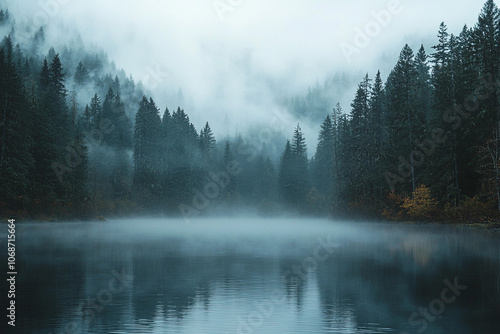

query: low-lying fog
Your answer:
[17,218,500,261]
[5,218,500,333]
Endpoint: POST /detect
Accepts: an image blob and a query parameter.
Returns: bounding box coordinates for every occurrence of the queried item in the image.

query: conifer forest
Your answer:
[1,1,500,223]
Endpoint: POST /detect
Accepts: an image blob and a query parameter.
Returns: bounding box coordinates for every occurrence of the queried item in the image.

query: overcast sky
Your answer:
[3,0,486,147]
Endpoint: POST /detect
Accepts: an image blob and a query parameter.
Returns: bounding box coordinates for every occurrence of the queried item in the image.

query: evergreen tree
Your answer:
[33,54,71,201]
[331,102,343,207]
[430,25,464,206]
[312,115,334,198]
[49,54,70,145]
[73,61,90,85]
[415,45,433,125]
[0,41,33,210]
[369,70,388,202]
[471,0,500,211]
[347,74,371,203]
[100,87,132,149]
[133,96,162,204]
[199,122,217,168]
[88,93,102,132]
[0,9,11,25]
[278,140,293,204]
[165,107,200,203]
[279,125,309,208]
[385,44,422,195]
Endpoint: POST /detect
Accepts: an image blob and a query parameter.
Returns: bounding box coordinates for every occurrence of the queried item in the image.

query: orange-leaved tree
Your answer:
[402,185,438,220]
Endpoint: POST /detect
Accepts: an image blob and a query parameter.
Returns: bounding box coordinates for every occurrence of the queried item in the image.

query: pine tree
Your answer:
[369,70,388,202]
[199,122,217,168]
[33,56,65,201]
[166,107,200,203]
[415,45,433,125]
[331,103,343,207]
[312,115,334,198]
[73,61,90,85]
[49,54,70,147]
[133,96,162,204]
[348,74,371,203]
[100,87,132,148]
[0,9,11,25]
[385,44,422,195]
[471,0,500,212]
[0,40,34,211]
[88,93,102,133]
[430,25,465,206]
[159,107,172,192]
[279,125,309,208]
[278,140,293,204]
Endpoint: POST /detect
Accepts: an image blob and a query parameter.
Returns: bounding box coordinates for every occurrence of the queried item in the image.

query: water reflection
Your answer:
[1,219,499,333]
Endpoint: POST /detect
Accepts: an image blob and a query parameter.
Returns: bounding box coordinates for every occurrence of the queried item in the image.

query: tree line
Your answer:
[1,1,500,221]
[308,0,500,220]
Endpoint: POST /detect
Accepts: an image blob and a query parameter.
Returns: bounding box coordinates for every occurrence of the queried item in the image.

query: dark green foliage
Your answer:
[312,115,334,197]
[385,45,424,195]
[133,96,162,203]
[199,122,217,168]
[279,125,309,208]
[0,40,33,210]
[0,9,11,25]
[2,1,500,220]
[73,61,90,85]
[100,87,133,149]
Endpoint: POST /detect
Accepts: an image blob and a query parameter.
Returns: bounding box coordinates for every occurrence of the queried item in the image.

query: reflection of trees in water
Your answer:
[130,246,280,323]
[314,233,500,334]
[8,247,86,333]
[132,256,213,320]
[278,259,307,311]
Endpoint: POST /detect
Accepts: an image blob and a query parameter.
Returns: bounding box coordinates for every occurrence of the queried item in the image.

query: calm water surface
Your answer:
[1,218,499,333]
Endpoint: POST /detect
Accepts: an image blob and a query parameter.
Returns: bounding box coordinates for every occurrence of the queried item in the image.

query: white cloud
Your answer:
[3,0,486,148]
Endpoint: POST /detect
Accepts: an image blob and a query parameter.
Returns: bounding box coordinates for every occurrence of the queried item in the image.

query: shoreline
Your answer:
[2,215,500,231]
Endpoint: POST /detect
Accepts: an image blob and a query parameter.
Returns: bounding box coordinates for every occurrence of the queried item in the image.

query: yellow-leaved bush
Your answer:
[402,185,438,220]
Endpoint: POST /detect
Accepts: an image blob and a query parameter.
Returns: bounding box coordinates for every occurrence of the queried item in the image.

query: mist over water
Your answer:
[1,3,500,332]
[2,218,499,334]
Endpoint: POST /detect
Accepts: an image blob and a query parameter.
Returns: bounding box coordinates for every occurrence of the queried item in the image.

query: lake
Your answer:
[1,218,499,333]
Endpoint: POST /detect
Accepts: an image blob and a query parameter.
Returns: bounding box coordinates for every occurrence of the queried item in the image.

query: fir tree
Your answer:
[133,96,162,203]
[0,41,34,210]
[73,61,90,85]
[312,115,334,198]
[385,44,422,195]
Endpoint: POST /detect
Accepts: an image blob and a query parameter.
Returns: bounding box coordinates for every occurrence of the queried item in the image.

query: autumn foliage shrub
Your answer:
[401,185,438,220]
[382,191,405,220]
[456,196,490,221]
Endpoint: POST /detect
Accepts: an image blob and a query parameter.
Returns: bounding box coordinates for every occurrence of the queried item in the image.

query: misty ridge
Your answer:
[1,0,500,223]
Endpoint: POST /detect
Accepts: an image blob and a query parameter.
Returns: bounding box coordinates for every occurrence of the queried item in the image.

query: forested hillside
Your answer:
[1,1,500,222]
